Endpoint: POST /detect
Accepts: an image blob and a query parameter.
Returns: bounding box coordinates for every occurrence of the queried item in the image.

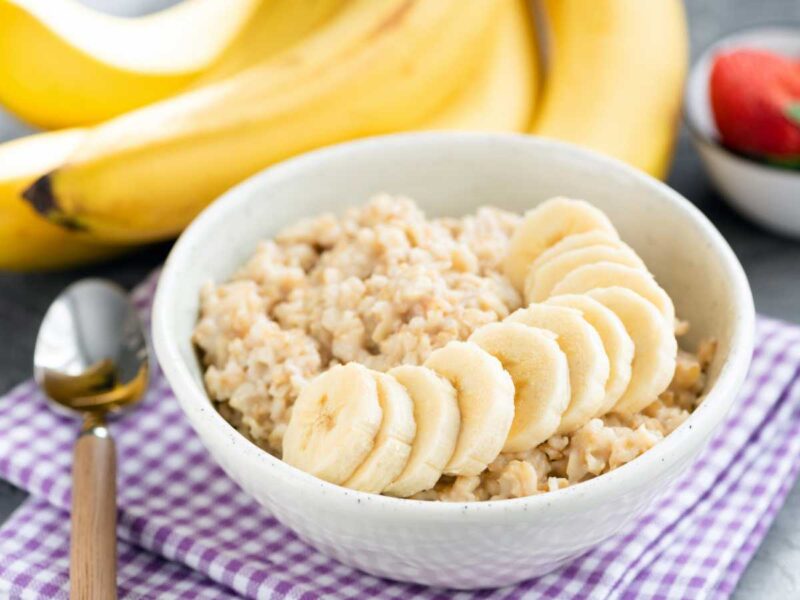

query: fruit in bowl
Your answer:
[710,48,800,167]
[685,26,800,237]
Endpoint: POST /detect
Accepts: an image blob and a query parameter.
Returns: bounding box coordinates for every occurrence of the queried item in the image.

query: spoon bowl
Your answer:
[34,279,148,417]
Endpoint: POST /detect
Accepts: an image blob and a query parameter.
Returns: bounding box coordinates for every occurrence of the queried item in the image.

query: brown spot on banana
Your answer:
[367,0,415,41]
[23,173,85,231]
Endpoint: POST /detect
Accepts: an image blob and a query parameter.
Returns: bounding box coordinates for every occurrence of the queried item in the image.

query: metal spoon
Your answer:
[33,279,149,600]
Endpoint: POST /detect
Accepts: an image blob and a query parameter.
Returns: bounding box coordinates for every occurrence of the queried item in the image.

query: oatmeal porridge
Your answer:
[193,195,715,501]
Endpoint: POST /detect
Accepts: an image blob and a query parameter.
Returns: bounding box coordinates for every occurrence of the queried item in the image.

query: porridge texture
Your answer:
[193,195,715,501]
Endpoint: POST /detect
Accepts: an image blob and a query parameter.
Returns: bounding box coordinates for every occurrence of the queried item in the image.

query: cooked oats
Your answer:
[194,195,715,501]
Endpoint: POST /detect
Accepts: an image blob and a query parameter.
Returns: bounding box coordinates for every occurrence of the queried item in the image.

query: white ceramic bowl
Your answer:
[152,132,754,589]
[685,25,800,238]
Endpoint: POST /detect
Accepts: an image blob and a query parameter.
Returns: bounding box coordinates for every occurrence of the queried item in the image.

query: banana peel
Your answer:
[0,130,123,271]
[421,0,537,132]
[0,0,343,129]
[532,0,688,179]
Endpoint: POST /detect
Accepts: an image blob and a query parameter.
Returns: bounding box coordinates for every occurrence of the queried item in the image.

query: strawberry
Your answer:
[709,48,800,160]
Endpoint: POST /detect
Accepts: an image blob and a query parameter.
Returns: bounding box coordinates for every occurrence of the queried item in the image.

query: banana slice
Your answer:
[283,363,382,485]
[425,341,515,476]
[506,304,609,434]
[503,197,618,290]
[524,244,646,303]
[551,262,676,324]
[383,366,460,498]
[546,294,634,417]
[529,230,628,266]
[470,322,570,452]
[587,287,677,414]
[345,371,416,493]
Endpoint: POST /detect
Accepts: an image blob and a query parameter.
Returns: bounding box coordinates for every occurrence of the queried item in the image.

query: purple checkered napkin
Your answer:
[0,497,227,599]
[1,272,799,599]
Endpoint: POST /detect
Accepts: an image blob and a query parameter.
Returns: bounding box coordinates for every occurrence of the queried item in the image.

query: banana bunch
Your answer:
[0,0,688,271]
[283,198,678,497]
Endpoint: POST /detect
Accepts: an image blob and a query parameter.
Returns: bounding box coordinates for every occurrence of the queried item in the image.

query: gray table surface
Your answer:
[1,1,799,597]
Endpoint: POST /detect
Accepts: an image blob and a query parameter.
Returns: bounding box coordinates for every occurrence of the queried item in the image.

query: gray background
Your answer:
[1,1,799,597]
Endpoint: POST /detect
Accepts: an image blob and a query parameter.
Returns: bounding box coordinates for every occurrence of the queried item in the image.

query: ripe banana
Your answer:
[503,197,619,291]
[0,131,121,271]
[424,341,515,477]
[531,0,688,179]
[384,366,460,498]
[546,294,634,417]
[282,363,382,485]
[421,0,537,132]
[193,0,347,86]
[0,0,261,128]
[344,372,416,493]
[470,322,570,453]
[587,288,677,414]
[551,262,676,325]
[26,0,502,243]
[507,303,609,435]
[524,244,645,303]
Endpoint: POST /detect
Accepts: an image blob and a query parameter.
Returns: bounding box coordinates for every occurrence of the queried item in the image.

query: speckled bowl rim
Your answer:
[153,132,754,519]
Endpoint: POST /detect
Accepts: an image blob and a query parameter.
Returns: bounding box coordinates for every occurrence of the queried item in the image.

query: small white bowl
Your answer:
[685,25,800,238]
[152,133,754,589]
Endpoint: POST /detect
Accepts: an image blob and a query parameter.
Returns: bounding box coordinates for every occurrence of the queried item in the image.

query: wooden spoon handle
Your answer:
[70,425,117,600]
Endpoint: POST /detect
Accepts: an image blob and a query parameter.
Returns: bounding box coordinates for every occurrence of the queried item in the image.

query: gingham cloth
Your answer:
[1,272,799,599]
